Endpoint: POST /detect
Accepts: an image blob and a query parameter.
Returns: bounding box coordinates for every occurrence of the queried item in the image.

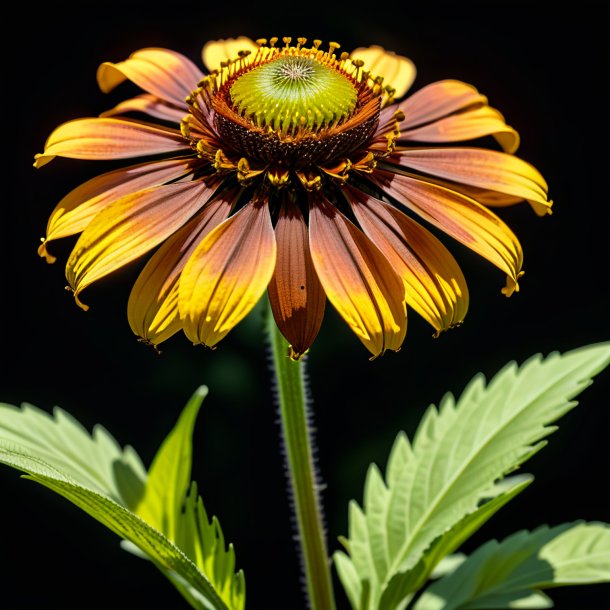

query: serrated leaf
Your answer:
[335,343,610,610]
[0,389,245,610]
[412,522,610,609]
[0,401,146,508]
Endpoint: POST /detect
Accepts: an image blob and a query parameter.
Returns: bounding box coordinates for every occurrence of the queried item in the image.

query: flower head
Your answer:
[36,36,552,358]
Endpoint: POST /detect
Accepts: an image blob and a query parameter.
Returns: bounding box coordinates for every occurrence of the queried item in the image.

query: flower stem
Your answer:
[267,306,336,610]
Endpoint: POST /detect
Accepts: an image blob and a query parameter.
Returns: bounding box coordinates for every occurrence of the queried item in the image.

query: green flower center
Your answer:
[230,55,358,134]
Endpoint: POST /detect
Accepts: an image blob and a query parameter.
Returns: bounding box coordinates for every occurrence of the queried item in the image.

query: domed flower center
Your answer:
[187,38,392,182]
[230,55,358,134]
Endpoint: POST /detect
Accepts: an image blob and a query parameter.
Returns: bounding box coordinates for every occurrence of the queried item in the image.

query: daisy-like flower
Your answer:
[35,36,552,359]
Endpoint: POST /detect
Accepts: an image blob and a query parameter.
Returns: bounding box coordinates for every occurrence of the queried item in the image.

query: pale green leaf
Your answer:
[0,445,227,610]
[0,388,245,610]
[413,522,610,609]
[0,401,146,508]
[136,387,205,539]
[335,343,610,610]
[429,554,467,580]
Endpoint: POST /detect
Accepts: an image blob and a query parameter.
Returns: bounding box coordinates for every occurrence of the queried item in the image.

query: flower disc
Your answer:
[230,55,358,133]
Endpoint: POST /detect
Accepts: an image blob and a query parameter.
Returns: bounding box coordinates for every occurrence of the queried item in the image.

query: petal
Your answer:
[391,148,552,216]
[39,158,193,262]
[345,185,468,334]
[101,94,187,123]
[372,169,524,296]
[308,191,406,358]
[67,179,218,306]
[201,37,258,72]
[179,195,277,347]
[399,80,487,130]
[351,45,416,98]
[97,48,203,106]
[34,118,190,168]
[400,105,520,153]
[268,196,326,359]
[128,186,234,346]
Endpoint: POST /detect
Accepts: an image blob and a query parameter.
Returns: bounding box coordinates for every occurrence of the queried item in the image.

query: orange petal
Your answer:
[399,80,487,129]
[128,184,233,346]
[400,105,520,153]
[373,170,523,296]
[101,94,187,123]
[268,196,326,359]
[97,48,203,106]
[346,185,468,334]
[350,45,416,98]
[34,118,190,168]
[67,180,218,306]
[39,158,193,263]
[391,148,552,216]
[201,37,258,72]
[308,191,406,358]
[179,195,277,347]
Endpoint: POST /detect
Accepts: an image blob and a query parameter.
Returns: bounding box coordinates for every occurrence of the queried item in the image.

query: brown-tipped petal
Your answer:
[97,48,203,107]
[67,179,219,305]
[372,170,523,295]
[351,45,416,98]
[391,148,552,216]
[345,185,468,333]
[34,118,190,168]
[101,94,188,123]
[308,191,406,358]
[201,37,258,72]
[179,196,276,347]
[399,80,487,129]
[128,187,233,346]
[400,105,520,153]
[268,196,326,359]
[39,158,193,262]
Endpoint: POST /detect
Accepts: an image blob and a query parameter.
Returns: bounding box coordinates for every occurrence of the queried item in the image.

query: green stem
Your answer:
[267,305,336,610]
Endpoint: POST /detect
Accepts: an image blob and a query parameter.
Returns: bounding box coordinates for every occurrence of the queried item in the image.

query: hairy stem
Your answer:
[267,306,336,610]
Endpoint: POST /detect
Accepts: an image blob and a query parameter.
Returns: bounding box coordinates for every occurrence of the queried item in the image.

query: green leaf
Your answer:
[335,343,610,610]
[135,387,205,539]
[412,522,610,609]
[0,388,245,610]
[0,401,146,508]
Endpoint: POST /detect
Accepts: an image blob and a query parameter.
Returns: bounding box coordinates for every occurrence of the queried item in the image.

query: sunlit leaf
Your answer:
[335,343,610,610]
[0,401,146,508]
[412,522,610,609]
[0,388,244,610]
[135,387,204,539]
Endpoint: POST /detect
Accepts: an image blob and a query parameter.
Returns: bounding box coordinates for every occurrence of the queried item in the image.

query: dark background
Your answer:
[2,2,609,609]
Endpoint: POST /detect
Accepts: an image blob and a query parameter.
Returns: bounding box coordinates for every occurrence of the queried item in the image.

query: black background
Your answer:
[2,2,609,609]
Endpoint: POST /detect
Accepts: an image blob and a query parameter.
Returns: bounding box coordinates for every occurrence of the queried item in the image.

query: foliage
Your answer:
[0,387,244,610]
[335,343,610,609]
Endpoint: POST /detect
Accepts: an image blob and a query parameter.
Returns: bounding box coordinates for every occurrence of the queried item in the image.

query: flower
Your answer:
[35,36,552,359]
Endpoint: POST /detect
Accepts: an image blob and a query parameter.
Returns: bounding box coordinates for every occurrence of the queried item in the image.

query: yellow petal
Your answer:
[399,80,487,129]
[97,48,203,106]
[308,191,406,358]
[100,94,187,123]
[128,185,233,346]
[346,185,468,333]
[67,180,218,306]
[201,37,258,72]
[34,118,189,168]
[400,105,520,154]
[374,170,523,296]
[351,45,416,98]
[39,159,193,263]
[179,195,276,347]
[392,147,552,216]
